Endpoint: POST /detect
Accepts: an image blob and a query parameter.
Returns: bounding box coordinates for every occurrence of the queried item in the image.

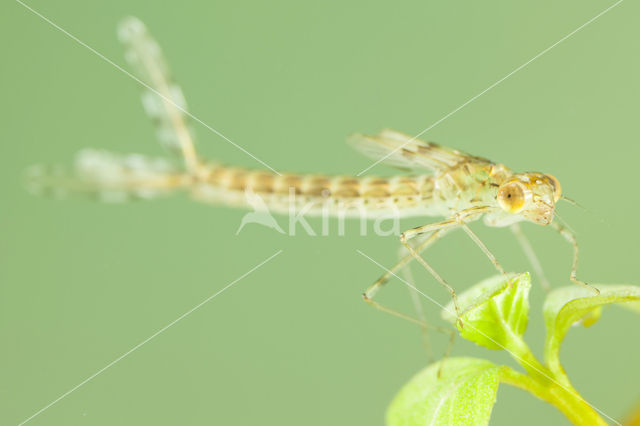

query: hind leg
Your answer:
[360,228,447,326]
[359,246,456,375]
[400,206,514,317]
[399,248,437,362]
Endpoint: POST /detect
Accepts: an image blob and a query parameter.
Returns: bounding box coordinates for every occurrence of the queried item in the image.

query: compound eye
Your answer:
[497,182,526,213]
[546,174,562,202]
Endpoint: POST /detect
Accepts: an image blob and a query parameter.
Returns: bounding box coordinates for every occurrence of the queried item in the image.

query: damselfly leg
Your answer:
[362,230,446,327]
[551,221,600,294]
[510,223,551,291]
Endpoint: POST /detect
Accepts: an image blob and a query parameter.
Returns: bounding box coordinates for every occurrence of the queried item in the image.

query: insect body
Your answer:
[27,17,596,324]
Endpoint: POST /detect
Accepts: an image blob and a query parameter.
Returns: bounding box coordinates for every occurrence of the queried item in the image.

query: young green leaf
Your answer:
[387,357,500,426]
[543,284,640,377]
[441,273,531,352]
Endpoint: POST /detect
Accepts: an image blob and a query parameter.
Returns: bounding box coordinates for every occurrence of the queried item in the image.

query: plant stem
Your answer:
[492,308,605,423]
[499,366,607,425]
[504,333,550,383]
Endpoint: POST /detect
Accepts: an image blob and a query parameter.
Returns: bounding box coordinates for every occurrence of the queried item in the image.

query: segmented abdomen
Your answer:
[192,164,436,217]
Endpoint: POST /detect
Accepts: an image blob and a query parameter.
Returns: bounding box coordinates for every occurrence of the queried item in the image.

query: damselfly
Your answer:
[27,17,597,325]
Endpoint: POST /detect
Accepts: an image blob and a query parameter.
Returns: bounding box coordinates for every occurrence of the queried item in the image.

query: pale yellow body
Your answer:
[28,17,597,329]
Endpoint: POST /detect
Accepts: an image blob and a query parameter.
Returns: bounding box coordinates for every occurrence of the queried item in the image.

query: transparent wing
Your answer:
[117,17,198,171]
[348,129,488,173]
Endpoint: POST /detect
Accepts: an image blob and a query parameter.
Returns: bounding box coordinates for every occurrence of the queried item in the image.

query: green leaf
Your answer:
[543,284,640,375]
[441,273,531,351]
[387,357,500,426]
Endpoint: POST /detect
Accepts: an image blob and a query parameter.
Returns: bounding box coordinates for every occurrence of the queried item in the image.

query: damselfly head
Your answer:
[496,173,561,225]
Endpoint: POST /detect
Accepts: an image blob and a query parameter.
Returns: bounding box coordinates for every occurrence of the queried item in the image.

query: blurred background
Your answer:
[2,1,639,424]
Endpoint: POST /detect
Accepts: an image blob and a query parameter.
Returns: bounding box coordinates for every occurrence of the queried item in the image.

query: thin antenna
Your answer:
[560,195,593,214]
[560,195,608,226]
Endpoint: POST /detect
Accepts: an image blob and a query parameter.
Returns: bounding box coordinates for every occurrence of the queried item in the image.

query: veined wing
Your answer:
[348,129,490,173]
[117,17,198,172]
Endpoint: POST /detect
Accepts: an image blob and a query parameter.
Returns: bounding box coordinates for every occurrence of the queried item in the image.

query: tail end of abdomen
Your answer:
[25,149,189,202]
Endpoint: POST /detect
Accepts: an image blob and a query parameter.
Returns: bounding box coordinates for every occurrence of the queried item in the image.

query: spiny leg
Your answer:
[361,253,455,375]
[400,218,465,317]
[364,229,446,300]
[399,263,457,375]
[362,229,450,362]
[510,223,551,291]
[401,260,432,362]
[365,206,508,331]
[550,221,600,295]
[362,229,446,321]
[400,226,460,317]
[363,297,440,329]
[399,208,494,318]
[460,223,507,278]
[399,256,456,376]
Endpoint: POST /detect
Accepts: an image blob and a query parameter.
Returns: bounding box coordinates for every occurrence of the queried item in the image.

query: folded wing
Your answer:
[348,129,489,173]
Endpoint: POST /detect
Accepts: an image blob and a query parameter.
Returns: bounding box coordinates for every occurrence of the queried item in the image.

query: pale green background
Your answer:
[2,1,639,425]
